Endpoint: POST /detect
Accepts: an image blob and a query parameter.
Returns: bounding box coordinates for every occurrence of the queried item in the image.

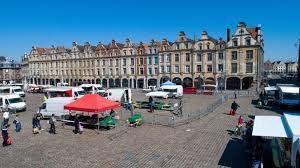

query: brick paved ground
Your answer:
[0,93,280,168]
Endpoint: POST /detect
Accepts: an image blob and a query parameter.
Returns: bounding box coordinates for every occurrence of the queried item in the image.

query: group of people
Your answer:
[1,110,22,147]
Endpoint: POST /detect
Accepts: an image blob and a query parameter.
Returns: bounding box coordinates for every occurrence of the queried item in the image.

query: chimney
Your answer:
[227,28,231,42]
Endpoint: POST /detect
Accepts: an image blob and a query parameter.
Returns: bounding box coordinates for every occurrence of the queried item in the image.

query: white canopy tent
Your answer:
[252,113,300,167]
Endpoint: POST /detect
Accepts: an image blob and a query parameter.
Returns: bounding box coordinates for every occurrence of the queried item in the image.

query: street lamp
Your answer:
[295,39,300,83]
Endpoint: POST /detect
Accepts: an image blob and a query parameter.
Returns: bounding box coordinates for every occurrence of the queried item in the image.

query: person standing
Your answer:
[36,112,42,130]
[3,110,9,126]
[234,91,237,99]
[32,114,38,129]
[73,114,80,134]
[149,96,154,113]
[49,114,56,134]
[13,114,21,132]
[1,124,10,147]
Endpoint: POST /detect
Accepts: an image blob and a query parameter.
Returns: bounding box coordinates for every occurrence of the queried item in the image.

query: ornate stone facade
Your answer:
[22,22,264,90]
[0,56,22,84]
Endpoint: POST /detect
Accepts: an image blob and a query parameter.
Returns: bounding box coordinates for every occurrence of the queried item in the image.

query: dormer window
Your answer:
[185,43,188,49]
[181,37,184,41]
[240,29,244,34]
[233,39,238,47]
[154,49,157,54]
[140,50,143,55]
[163,46,167,51]
[176,44,179,50]
[199,43,202,50]
[207,43,210,50]
[129,50,133,55]
[245,38,251,46]
[123,50,126,55]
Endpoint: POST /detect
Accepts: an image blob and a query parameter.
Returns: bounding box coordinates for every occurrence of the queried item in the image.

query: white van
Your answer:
[160,85,183,98]
[276,86,299,107]
[79,84,105,94]
[57,83,69,87]
[105,88,132,102]
[44,87,86,98]
[38,97,75,119]
[8,83,25,91]
[0,94,26,112]
[0,86,25,97]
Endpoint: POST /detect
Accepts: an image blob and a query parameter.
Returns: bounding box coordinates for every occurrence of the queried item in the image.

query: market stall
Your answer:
[63,94,120,131]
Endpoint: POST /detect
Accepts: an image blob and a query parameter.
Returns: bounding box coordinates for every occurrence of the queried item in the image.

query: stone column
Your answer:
[135,77,138,89]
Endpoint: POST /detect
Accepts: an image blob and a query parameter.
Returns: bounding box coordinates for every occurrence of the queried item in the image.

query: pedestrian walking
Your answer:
[32,114,38,129]
[2,124,11,147]
[36,112,42,130]
[234,91,237,99]
[13,114,22,132]
[49,114,56,134]
[3,110,9,126]
[73,114,80,134]
[230,101,240,115]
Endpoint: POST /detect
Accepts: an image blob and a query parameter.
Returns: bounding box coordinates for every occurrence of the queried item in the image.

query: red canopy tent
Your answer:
[64,94,120,113]
[63,94,120,132]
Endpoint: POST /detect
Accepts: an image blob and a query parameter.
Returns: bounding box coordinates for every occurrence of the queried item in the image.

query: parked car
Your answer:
[183,87,197,94]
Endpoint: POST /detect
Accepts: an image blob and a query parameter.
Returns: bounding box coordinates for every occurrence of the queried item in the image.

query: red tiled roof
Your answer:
[246,28,258,40]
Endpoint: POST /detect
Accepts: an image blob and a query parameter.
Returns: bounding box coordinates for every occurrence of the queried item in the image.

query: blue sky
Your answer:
[0,0,299,62]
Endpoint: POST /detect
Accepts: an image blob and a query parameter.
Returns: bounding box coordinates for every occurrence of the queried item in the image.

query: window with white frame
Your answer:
[207,65,212,72]
[174,65,179,73]
[160,66,164,73]
[139,67,144,75]
[160,54,164,62]
[185,65,190,73]
[175,54,179,62]
[166,54,171,63]
[197,53,202,62]
[166,66,171,73]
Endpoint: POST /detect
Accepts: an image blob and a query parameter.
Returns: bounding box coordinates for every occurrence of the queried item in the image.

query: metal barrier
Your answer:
[119,94,230,127]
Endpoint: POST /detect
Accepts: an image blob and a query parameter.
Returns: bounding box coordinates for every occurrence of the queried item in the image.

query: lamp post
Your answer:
[296,39,300,83]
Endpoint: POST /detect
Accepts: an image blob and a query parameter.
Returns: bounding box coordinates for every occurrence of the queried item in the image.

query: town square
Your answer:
[0,0,299,168]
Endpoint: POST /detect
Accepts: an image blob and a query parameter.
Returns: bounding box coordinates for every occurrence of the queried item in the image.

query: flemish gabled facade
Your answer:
[22,22,264,90]
[226,22,264,89]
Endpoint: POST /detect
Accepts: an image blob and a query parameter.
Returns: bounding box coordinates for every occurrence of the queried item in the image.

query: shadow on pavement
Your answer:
[218,137,250,168]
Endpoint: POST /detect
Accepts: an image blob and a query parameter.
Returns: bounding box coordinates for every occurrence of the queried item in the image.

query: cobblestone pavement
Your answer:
[0,93,280,168]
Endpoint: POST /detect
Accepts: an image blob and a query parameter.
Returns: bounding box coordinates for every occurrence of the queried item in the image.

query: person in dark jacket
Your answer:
[49,114,56,134]
[73,114,80,134]
[230,101,240,115]
[36,112,42,130]
[148,96,154,113]
[2,124,9,147]
[32,114,38,129]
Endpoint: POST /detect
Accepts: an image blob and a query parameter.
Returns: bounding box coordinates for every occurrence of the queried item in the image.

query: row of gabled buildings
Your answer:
[264,60,298,75]
[21,22,264,90]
